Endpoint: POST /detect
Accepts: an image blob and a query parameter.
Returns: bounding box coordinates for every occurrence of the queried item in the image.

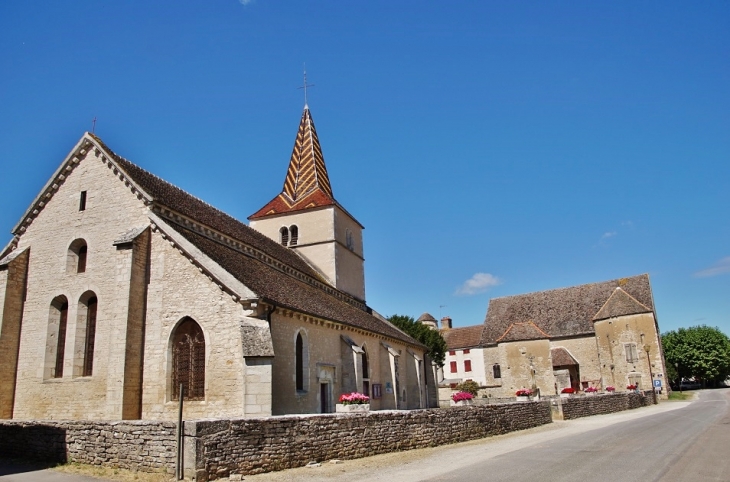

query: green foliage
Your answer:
[388,314,447,366]
[662,325,730,386]
[455,380,480,396]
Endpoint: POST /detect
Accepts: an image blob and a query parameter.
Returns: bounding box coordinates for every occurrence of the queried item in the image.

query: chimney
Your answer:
[441,317,452,330]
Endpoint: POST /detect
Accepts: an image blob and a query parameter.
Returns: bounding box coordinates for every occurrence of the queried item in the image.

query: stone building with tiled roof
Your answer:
[0,106,435,421]
[431,275,667,400]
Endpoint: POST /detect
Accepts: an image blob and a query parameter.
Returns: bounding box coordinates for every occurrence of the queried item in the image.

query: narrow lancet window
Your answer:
[82,296,97,376]
[54,302,69,378]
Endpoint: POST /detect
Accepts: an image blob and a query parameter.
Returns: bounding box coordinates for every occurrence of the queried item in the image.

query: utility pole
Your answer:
[644,345,658,405]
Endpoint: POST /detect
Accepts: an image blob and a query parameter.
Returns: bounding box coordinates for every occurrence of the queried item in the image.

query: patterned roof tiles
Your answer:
[250,107,335,219]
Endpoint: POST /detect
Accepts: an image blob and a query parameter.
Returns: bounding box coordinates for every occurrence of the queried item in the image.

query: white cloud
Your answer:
[455,273,501,296]
[694,257,730,278]
[238,0,253,5]
[601,231,617,240]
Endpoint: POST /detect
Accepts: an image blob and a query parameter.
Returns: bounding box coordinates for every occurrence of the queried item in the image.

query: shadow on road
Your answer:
[0,459,58,477]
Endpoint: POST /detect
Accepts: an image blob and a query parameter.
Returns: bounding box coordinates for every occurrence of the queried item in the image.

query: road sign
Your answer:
[654,379,662,388]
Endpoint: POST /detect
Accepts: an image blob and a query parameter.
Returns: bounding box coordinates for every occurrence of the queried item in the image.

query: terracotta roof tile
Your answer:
[592,287,652,321]
[481,274,654,345]
[495,322,549,343]
[174,227,416,344]
[551,347,578,366]
[442,325,484,350]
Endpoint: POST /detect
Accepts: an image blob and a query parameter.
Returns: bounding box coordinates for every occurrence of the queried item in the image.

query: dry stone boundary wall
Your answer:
[0,420,177,472]
[0,396,648,481]
[560,392,650,420]
[187,402,552,480]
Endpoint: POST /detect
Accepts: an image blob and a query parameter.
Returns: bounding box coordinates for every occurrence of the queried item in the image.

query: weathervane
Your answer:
[92,116,97,134]
[298,65,314,107]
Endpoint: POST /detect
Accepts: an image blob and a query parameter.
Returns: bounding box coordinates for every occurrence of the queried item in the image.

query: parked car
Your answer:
[679,380,701,390]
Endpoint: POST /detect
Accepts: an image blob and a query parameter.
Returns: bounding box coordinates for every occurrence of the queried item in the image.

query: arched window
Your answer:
[46,296,69,379]
[361,347,370,396]
[289,225,298,246]
[296,333,304,391]
[280,227,289,246]
[493,364,502,379]
[82,295,97,376]
[295,330,309,392]
[346,229,354,250]
[67,239,88,273]
[171,317,206,400]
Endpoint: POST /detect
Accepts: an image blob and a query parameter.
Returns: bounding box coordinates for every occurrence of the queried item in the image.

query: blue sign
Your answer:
[653,379,662,387]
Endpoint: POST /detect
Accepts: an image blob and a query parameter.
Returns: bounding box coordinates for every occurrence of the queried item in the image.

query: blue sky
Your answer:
[1,2,728,335]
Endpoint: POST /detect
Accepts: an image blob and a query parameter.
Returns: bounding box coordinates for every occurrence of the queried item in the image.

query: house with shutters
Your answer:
[0,105,435,421]
[430,274,667,399]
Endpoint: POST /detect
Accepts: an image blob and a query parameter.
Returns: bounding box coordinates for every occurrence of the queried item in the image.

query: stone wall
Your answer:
[560,392,650,420]
[186,403,552,480]
[0,420,176,472]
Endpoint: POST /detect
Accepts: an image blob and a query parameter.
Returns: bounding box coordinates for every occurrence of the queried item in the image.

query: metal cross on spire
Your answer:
[298,66,314,107]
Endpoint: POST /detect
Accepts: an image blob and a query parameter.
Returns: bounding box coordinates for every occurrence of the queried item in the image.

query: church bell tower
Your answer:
[249,105,366,302]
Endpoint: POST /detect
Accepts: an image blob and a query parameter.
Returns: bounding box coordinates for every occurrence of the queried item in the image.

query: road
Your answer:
[1,389,728,481]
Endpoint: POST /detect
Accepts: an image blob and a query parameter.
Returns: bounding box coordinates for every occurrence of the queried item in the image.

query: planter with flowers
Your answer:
[336,392,370,413]
[626,384,638,393]
[450,391,475,407]
[606,386,616,394]
[515,388,532,402]
[585,386,598,396]
[560,387,574,398]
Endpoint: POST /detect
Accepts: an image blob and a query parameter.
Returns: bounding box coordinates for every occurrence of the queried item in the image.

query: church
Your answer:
[0,105,435,421]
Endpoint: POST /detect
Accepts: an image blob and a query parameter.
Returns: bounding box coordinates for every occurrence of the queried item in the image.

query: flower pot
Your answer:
[516,395,531,402]
[450,399,474,407]
[560,393,572,399]
[336,403,369,413]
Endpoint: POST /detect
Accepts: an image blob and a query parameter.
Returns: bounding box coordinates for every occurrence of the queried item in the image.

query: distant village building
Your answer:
[0,106,435,421]
[433,274,668,398]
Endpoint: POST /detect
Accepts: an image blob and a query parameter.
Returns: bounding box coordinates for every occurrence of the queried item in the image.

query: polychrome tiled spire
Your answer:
[282,106,333,202]
[250,106,336,219]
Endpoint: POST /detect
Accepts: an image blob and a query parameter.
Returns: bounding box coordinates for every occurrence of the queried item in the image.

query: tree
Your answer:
[388,314,447,366]
[455,380,480,396]
[662,325,730,387]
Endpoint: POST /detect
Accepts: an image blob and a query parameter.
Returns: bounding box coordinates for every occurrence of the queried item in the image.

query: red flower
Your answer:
[451,391,474,402]
[561,387,574,394]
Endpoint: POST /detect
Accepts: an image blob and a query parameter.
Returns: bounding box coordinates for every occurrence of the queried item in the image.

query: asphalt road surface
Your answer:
[423,389,730,482]
[2,389,728,481]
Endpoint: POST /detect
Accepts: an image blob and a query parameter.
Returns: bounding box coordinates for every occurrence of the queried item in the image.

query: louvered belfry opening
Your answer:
[172,317,206,401]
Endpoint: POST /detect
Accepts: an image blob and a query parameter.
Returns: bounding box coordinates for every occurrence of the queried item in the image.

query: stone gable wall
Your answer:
[187,403,552,480]
[561,392,650,420]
